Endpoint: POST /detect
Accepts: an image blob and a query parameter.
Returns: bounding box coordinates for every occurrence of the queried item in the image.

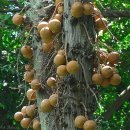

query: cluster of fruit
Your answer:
[74,115,97,130]
[12,0,119,130]
[13,63,59,129]
[37,0,64,53]
[14,105,40,129]
[14,65,40,129]
[92,50,121,87]
[54,50,80,76]
[70,1,108,31]
[12,9,37,126]
[13,0,80,129]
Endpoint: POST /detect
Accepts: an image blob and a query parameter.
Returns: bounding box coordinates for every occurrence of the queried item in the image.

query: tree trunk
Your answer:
[27,0,97,130]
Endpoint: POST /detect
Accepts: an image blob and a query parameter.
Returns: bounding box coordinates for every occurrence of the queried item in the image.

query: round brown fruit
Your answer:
[42,42,53,53]
[37,21,48,32]
[26,89,36,101]
[33,118,41,130]
[21,45,33,59]
[101,78,110,87]
[57,49,65,55]
[66,60,80,74]
[40,99,53,112]
[40,27,54,43]
[99,49,108,63]
[21,45,32,55]
[100,53,108,63]
[25,64,33,71]
[26,104,36,118]
[83,2,93,15]
[74,115,87,128]
[92,73,104,85]
[14,112,23,122]
[54,14,62,22]
[12,13,24,26]
[30,79,41,90]
[57,5,64,14]
[96,18,108,31]
[47,77,56,87]
[110,74,121,86]
[49,94,58,106]
[24,70,34,83]
[54,54,66,66]
[83,120,97,130]
[21,106,27,116]
[101,66,113,78]
[20,118,32,128]
[57,65,68,76]
[71,2,83,18]
[48,19,61,34]
[108,52,120,64]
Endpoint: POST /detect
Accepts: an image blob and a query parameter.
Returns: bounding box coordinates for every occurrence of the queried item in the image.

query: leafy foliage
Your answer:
[94,0,130,130]
[0,0,130,130]
[0,1,27,129]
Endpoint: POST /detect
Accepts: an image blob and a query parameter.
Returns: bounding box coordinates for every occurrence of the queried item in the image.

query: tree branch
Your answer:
[103,86,130,120]
[0,9,21,13]
[0,8,130,18]
[102,10,130,18]
[0,6,30,13]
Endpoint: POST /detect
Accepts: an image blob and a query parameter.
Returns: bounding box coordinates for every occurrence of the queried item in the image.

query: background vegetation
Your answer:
[0,0,130,129]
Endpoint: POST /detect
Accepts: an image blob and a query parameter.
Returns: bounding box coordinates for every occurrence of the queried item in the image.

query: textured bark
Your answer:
[61,0,97,129]
[27,0,97,130]
[27,1,55,130]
